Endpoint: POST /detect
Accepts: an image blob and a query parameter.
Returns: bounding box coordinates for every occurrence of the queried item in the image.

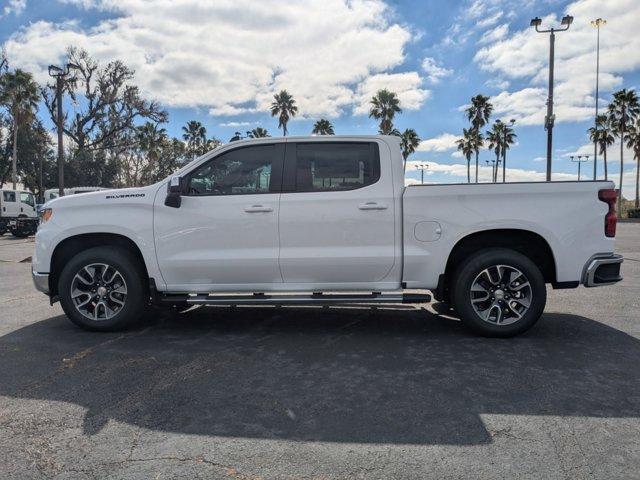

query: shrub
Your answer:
[628,208,640,219]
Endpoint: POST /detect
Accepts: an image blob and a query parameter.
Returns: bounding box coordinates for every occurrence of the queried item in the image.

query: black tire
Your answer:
[10,229,32,238]
[451,248,546,337]
[58,246,148,331]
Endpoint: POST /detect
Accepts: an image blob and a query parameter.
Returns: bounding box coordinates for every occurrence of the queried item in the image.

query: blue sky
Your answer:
[1,0,639,194]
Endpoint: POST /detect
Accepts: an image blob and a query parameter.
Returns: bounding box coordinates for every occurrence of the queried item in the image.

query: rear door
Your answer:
[154,143,285,290]
[278,140,397,287]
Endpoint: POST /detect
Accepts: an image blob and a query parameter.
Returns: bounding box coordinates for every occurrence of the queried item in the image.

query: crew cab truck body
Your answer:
[32,136,623,336]
[1,189,38,237]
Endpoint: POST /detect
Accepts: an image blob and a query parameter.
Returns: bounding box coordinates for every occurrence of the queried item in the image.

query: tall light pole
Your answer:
[415,163,429,184]
[591,18,606,180]
[496,118,516,183]
[570,154,589,180]
[531,15,574,181]
[48,63,78,197]
[485,159,497,183]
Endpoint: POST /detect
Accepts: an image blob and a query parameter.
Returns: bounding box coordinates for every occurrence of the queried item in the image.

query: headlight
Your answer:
[40,208,53,225]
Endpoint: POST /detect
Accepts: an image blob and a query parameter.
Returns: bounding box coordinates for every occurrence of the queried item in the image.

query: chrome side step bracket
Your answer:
[160,292,430,306]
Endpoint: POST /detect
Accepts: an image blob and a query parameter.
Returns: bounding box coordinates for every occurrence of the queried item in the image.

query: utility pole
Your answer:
[48,63,78,197]
[591,18,606,180]
[531,15,573,181]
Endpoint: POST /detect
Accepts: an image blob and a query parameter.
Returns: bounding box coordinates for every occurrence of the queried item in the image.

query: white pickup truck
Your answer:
[32,135,623,337]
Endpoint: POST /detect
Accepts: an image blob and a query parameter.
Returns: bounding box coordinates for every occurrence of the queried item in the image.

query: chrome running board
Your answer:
[160,292,430,306]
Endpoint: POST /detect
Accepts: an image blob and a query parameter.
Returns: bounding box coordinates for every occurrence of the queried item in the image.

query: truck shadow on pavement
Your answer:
[1,306,639,445]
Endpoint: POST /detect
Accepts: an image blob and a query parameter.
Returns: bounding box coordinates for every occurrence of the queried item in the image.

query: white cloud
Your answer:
[484,78,509,90]
[5,0,423,118]
[474,0,640,126]
[563,139,637,166]
[405,159,579,183]
[219,121,253,128]
[476,12,504,29]
[2,0,26,16]
[421,57,453,84]
[353,72,430,116]
[479,23,508,45]
[417,133,460,152]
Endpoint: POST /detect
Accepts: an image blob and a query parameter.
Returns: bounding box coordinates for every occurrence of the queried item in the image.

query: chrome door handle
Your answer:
[358,202,388,210]
[244,205,273,213]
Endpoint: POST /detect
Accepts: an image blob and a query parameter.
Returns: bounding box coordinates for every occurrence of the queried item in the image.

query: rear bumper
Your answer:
[583,254,623,287]
[32,271,50,295]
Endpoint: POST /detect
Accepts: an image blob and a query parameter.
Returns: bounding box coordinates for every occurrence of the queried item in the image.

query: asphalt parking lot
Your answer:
[0,225,639,479]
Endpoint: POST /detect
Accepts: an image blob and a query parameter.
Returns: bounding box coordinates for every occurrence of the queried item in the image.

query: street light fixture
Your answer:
[570,154,589,181]
[48,62,78,197]
[531,14,574,182]
[591,18,606,180]
[415,163,429,184]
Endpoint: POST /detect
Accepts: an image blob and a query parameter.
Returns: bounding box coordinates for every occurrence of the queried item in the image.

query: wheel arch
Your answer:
[436,228,557,303]
[49,233,149,297]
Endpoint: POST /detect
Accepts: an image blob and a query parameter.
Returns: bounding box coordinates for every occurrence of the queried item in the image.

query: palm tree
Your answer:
[456,129,475,184]
[608,89,640,214]
[246,127,269,138]
[369,89,402,135]
[138,122,167,160]
[625,120,640,208]
[486,122,503,183]
[0,69,39,189]
[270,90,298,136]
[181,120,207,160]
[229,131,243,142]
[203,138,222,152]
[465,94,493,182]
[312,119,334,135]
[588,114,615,180]
[397,128,420,169]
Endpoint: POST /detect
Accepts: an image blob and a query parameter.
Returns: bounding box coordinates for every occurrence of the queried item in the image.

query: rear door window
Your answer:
[292,142,380,192]
[3,192,16,202]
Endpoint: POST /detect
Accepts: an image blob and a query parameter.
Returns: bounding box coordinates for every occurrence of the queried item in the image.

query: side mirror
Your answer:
[165,176,183,208]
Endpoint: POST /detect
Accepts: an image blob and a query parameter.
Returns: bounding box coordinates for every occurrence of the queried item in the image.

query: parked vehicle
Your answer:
[32,136,623,336]
[1,189,38,237]
[43,186,108,203]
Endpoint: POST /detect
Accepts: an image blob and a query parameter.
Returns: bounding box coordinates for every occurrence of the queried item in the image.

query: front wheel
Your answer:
[58,246,148,331]
[451,248,546,337]
[10,226,34,238]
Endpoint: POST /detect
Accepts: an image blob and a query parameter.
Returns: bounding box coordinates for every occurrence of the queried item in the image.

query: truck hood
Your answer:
[47,184,160,209]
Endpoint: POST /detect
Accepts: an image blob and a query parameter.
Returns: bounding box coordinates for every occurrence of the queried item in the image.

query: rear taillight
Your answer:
[598,189,617,238]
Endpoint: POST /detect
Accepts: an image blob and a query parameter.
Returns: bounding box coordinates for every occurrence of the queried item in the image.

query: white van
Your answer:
[43,186,108,203]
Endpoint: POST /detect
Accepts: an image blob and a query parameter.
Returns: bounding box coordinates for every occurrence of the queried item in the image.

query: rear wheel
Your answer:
[58,246,148,331]
[451,248,546,337]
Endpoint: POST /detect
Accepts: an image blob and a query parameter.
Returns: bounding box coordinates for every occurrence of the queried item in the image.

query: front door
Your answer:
[19,192,36,217]
[154,143,284,291]
[278,141,397,287]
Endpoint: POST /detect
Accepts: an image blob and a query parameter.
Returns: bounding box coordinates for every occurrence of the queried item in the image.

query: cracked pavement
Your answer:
[0,224,639,479]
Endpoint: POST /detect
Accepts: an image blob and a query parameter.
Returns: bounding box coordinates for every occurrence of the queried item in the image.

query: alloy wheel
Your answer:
[469,264,533,326]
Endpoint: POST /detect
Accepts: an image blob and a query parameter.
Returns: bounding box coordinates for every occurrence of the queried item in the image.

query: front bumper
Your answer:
[583,254,623,287]
[32,271,50,295]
